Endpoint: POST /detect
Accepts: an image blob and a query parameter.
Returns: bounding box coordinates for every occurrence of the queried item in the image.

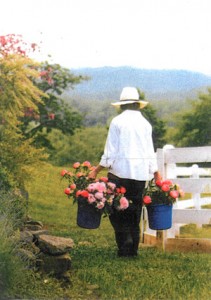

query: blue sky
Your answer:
[1,0,211,75]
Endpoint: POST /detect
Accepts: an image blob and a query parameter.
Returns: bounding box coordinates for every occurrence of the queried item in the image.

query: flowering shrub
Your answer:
[143,179,184,206]
[61,161,130,215]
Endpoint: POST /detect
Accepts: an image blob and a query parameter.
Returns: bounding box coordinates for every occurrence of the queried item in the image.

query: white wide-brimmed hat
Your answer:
[111,87,148,109]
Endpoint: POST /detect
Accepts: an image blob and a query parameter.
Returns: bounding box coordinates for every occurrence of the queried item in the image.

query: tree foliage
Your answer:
[172,88,211,146]
[20,61,87,148]
[48,127,108,166]
[137,89,167,150]
[0,35,48,189]
[0,55,46,127]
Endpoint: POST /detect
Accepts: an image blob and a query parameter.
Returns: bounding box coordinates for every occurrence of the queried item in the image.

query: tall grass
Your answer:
[0,191,28,298]
[5,163,210,299]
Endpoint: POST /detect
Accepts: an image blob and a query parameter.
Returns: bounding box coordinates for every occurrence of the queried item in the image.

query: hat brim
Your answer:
[111,100,148,109]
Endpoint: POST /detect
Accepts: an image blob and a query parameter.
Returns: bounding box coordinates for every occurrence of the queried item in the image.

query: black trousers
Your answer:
[108,173,146,256]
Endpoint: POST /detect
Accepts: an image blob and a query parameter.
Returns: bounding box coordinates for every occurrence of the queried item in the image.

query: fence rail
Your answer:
[143,145,211,243]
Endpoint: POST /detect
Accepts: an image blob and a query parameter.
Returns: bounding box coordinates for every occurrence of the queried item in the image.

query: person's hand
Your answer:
[88,165,104,180]
[88,169,98,180]
[154,171,162,182]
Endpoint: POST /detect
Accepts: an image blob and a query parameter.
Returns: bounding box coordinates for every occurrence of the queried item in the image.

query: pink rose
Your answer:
[119,197,129,210]
[87,183,97,192]
[96,202,105,209]
[95,192,104,200]
[95,182,106,193]
[107,182,116,190]
[88,194,96,203]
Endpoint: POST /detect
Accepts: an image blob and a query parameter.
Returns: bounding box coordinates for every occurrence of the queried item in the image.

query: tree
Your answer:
[20,61,87,149]
[172,88,211,147]
[0,35,48,189]
[0,34,88,150]
[137,89,167,150]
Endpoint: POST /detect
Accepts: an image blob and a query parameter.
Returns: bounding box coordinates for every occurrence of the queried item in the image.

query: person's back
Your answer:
[109,109,154,180]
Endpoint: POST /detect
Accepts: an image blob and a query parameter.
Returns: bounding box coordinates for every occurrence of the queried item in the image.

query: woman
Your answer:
[89,87,161,257]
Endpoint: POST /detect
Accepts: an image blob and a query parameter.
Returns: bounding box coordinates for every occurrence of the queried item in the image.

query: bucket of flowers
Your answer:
[61,161,130,229]
[143,179,184,230]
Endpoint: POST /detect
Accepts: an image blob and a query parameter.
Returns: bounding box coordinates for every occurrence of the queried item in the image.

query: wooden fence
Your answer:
[142,145,211,253]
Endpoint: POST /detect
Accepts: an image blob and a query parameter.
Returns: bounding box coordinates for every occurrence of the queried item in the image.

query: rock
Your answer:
[23,220,44,231]
[23,242,41,255]
[24,224,43,231]
[19,230,34,244]
[39,253,72,275]
[37,234,74,255]
[16,248,37,267]
[25,220,44,227]
[31,230,49,239]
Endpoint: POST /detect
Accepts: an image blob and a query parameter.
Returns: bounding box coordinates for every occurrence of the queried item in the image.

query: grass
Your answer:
[5,163,211,299]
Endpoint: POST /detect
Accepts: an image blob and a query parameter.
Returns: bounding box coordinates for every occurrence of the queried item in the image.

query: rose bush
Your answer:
[61,161,130,215]
[143,178,184,206]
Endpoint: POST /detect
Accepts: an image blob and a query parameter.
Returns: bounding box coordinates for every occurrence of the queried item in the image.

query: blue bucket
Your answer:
[146,204,172,230]
[77,197,102,229]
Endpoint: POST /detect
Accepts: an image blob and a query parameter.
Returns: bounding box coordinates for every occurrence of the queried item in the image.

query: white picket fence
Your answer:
[143,145,211,239]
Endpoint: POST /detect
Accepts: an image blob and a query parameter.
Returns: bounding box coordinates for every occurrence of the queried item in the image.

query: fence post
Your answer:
[191,164,201,209]
[156,148,166,251]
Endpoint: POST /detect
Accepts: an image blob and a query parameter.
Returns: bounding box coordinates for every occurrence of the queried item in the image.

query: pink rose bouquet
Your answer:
[143,179,184,206]
[61,161,130,215]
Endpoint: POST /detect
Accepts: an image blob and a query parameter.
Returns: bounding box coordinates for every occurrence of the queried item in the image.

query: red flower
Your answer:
[76,172,84,178]
[169,190,179,198]
[82,161,91,168]
[155,180,163,187]
[116,188,121,194]
[61,169,68,176]
[76,190,82,197]
[70,183,76,190]
[99,177,109,183]
[48,113,55,120]
[161,184,170,192]
[120,186,126,194]
[64,188,71,195]
[143,196,152,204]
[73,162,80,169]
[162,180,173,185]
[80,190,89,198]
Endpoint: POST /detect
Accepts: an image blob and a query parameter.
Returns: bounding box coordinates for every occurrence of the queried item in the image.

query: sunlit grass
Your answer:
[13,163,211,300]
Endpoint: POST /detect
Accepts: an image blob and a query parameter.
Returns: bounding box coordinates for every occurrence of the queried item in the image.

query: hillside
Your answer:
[69,67,211,101]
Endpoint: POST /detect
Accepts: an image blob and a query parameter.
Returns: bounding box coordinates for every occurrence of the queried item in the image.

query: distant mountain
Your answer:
[69,67,211,101]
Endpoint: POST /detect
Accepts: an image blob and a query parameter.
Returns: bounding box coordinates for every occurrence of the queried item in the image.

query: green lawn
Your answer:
[11,163,210,300]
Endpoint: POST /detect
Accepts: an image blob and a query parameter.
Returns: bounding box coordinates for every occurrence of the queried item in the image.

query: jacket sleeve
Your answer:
[99,121,119,168]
